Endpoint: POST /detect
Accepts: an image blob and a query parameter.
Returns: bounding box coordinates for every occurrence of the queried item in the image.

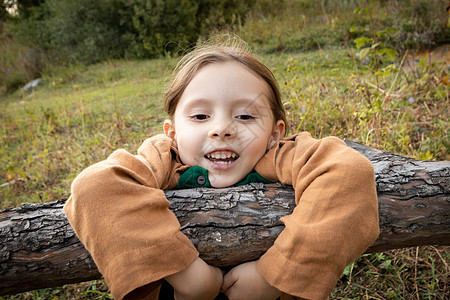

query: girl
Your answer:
[65,37,379,300]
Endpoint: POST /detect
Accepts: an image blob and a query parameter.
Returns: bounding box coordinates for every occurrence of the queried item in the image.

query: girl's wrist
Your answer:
[165,257,222,300]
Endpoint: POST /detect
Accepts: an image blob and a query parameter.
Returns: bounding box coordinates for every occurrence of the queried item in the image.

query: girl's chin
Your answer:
[208,175,240,188]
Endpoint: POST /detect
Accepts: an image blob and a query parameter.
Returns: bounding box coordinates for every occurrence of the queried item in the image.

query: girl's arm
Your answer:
[64,135,199,300]
[253,132,380,299]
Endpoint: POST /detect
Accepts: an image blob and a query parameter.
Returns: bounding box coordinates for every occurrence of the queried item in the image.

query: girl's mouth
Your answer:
[205,151,239,167]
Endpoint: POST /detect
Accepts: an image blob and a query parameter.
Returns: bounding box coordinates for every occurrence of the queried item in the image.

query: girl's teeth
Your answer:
[206,151,239,161]
[207,151,237,159]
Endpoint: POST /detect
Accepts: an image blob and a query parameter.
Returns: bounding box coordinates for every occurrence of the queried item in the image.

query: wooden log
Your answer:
[0,140,449,296]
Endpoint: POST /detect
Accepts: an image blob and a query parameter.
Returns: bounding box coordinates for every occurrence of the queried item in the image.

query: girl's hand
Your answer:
[165,257,223,300]
[221,261,281,300]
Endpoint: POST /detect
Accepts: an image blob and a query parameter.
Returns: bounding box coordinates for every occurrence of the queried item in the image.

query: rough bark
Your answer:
[0,140,449,296]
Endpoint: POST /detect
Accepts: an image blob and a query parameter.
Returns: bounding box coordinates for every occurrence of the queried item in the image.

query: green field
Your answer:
[1,48,448,209]
[1,46,448,300]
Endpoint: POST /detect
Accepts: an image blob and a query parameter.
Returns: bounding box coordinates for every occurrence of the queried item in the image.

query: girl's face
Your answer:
[164,61,284,188]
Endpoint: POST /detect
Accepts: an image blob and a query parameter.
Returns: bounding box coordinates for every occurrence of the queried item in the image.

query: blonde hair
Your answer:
[164,36,287,130]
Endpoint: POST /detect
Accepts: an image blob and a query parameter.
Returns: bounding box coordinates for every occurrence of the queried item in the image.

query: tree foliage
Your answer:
[5,0,254,64]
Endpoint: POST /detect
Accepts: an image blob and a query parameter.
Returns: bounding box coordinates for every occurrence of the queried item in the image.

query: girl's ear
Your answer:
[163,119,176,139]
[267,120,285,149]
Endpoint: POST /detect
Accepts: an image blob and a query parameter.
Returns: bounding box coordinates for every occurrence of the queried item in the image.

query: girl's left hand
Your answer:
[221,261,282,300]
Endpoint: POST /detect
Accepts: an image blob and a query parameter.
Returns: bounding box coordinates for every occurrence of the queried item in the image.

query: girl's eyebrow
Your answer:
[182,98,213,106]
[183,95,267,108]
[179,98,213,112]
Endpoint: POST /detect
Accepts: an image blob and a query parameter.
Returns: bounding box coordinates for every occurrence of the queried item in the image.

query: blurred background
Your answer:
[1,0,449,299]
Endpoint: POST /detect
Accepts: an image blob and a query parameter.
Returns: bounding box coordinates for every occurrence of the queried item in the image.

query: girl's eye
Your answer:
[190,114,209,121]
[236,114,254,120]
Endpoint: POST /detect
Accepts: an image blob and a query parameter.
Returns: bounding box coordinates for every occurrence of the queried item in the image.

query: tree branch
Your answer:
[0,140,449,296]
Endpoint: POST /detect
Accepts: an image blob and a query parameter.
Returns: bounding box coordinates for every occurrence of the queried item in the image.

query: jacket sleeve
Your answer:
[254,132,380,300]
[63,135,198,300]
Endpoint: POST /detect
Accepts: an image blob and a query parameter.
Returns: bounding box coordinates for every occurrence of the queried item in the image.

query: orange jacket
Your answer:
[64,132,379,300]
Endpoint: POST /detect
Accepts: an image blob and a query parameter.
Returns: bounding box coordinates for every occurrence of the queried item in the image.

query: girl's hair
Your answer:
[164,35,287,131]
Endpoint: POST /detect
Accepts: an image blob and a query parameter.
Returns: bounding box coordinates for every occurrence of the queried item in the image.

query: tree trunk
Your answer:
[0,140,449,296]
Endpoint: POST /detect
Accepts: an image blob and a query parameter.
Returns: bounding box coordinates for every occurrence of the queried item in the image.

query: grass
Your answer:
[2,48,447,209]
[0,37,45,93]
[334,247,449,299]
[0,58,176,209]
[235,0,357,53]
[1,46,448,300]
[1,0,449,298]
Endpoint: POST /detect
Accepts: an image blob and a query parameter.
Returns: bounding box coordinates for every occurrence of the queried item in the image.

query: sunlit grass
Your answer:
[0,59,176,208]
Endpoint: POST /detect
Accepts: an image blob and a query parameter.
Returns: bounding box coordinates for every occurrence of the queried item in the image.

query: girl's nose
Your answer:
[208,119,236,139]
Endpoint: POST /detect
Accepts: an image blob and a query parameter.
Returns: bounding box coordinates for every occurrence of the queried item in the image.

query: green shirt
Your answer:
[175,166,271,189]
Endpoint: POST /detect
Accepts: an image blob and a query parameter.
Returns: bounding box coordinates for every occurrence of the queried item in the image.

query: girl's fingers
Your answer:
[220,269,238,293]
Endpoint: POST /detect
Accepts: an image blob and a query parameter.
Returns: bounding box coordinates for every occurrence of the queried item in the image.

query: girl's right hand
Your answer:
[165,257,223,300]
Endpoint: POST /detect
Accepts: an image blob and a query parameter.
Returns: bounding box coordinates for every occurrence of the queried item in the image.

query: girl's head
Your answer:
[164,38,286,127]
[163,37,286,187]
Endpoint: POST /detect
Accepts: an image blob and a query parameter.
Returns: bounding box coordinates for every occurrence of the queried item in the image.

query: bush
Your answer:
[118,0,200,58]
[121,0,254,58]
[7,0,255,65]
[0,37,45,93]
[348,0,449,52]
[7,0,128,64]
[389,0,449,50]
